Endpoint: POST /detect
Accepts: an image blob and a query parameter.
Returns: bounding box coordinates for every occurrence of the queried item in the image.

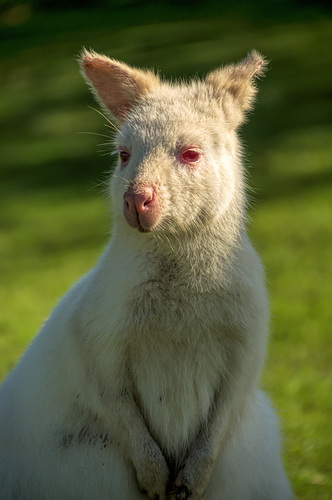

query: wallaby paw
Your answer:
[174,485,191,500]
[169,462,209,500]
[134,443,169,500]
[167,473,192,500]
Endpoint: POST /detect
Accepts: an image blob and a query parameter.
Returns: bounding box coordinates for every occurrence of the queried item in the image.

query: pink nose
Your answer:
[124,188,154,214]
[123,186,160,231]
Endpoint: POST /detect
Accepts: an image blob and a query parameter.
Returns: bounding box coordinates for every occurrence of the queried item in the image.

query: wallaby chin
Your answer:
[0,50,292,500]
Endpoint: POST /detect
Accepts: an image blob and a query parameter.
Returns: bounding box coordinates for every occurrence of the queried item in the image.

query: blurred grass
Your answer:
[1,1,332,498]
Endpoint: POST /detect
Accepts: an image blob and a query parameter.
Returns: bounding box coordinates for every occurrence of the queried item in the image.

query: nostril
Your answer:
[142,195,153,208]
[134,188,155,214]
[123,192,133,210]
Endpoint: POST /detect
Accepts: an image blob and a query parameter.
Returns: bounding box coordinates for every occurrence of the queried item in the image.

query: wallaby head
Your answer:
[80,50,266,241]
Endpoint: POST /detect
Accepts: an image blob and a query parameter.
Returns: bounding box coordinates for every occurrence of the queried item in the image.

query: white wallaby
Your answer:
[0,49,293,499]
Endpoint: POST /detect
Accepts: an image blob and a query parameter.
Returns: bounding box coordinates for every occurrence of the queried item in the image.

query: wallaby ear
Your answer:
[206,50,267,127]
[80,49,160,121]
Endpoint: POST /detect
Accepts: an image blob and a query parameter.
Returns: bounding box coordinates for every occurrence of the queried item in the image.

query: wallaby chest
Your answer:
[128,330,224,461]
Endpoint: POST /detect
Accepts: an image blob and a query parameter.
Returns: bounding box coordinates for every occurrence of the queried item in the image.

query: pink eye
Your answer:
[180,149,202,165]
[119,149,130,166]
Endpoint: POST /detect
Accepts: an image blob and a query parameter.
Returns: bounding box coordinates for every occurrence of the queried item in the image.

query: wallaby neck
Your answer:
[107,217,247,289]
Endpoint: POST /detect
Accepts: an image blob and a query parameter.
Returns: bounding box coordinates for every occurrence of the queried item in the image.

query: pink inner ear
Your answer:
[81,51,160,121]
[83,58,133,119]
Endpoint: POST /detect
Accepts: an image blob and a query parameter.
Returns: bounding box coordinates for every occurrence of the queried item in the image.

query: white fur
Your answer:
[0,52,292,499]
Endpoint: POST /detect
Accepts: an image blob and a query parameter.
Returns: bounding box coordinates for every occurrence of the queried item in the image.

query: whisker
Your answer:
[96,142,113,148]
[111,173,130,189]
[104,123,121,133]
[87,106,120,133]
[77,131,110,139]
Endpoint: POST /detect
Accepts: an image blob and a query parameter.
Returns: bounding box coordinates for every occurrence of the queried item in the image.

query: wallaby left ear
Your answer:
[80,49,160,122]
[206,50,267,127]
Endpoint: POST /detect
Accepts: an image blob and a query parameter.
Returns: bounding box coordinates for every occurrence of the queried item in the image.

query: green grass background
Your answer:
[1,1,331,498]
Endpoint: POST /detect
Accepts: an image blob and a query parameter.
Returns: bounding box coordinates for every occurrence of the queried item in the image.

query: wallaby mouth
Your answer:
[138,224,153,233]
[123,185,162,232]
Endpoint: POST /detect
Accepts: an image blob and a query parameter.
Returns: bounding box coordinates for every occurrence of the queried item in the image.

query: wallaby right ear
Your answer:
[80,49,160,122]
[206,50,267,127]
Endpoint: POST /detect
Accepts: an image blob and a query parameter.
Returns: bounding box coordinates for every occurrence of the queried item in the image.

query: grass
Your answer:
[1,1,332,498]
